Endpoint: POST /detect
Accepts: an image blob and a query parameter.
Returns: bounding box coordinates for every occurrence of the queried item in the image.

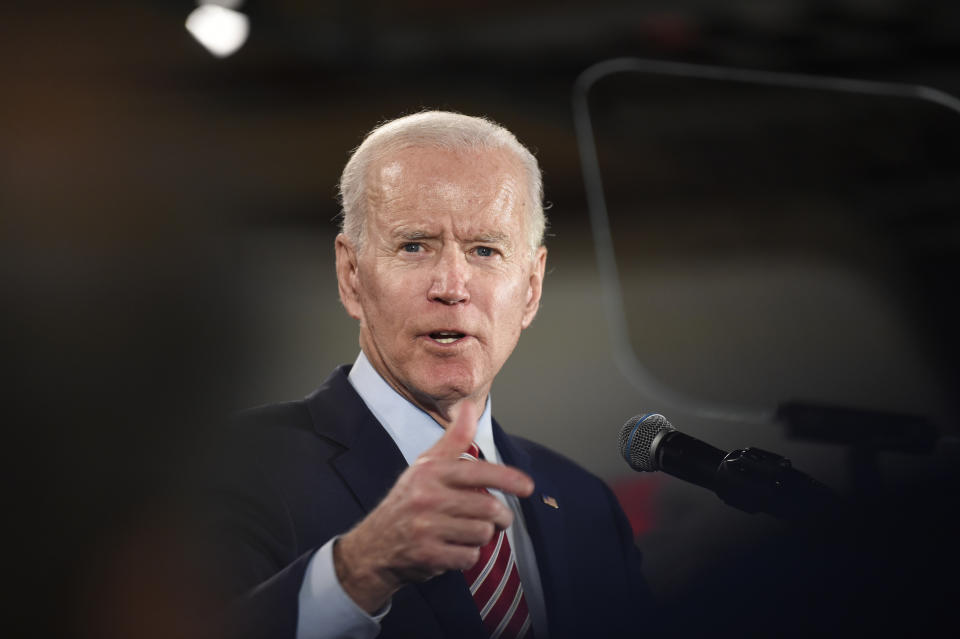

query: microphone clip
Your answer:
[716,448,838,521]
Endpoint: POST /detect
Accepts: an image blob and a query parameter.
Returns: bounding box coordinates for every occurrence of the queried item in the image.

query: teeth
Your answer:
[430,331,465,344]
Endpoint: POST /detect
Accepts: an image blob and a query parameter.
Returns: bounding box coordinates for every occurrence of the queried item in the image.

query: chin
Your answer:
[411,363,483,402]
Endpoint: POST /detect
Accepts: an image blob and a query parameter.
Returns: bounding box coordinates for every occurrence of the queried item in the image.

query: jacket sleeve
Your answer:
[203,447,312,639]
[603,479,657,622]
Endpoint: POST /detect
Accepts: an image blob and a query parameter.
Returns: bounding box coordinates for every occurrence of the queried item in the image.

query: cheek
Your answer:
[362,268,421,320]
[488,273,528,308]
[360,262,393,298]
[486,281,530,338]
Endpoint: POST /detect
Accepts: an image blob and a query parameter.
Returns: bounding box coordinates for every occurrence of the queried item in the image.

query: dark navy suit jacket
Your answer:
[210,366,653,638]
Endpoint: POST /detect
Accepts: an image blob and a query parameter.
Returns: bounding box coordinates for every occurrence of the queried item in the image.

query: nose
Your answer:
[429,245,470,305]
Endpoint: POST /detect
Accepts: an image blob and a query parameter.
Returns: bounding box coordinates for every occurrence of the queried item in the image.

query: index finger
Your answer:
[425,401,478,459]
[447,461,535,498]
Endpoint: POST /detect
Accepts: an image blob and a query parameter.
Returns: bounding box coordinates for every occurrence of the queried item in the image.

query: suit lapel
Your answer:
[306,366,409,511]
[329,410,408,512]
[494,421,575,637]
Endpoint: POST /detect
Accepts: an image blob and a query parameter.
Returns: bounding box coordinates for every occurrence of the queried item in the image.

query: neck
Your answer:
[416,393,487,430]
[359,346,488,430]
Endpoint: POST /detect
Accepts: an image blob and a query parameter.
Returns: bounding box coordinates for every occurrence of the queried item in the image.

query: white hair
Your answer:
[338,110,546,254]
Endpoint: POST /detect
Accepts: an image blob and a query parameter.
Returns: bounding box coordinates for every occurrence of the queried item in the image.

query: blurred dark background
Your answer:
[3,1,959,636]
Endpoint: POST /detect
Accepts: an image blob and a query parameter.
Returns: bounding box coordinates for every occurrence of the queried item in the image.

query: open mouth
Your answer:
[429,331,467,344]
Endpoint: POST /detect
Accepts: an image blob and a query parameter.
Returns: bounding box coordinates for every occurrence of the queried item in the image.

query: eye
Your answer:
[474,246,495,258]
[401,242,422,253]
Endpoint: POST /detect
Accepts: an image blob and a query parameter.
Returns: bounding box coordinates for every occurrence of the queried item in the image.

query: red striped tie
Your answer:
[459,442,532,639]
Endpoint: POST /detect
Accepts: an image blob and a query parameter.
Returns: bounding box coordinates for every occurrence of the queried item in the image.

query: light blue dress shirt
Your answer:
[296,352,547,639]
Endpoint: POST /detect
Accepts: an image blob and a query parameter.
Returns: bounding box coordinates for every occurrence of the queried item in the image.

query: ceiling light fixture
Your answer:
[185,1,249,59]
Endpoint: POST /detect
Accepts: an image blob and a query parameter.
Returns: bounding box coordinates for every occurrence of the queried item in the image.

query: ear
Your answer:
[335,233,364,321]
[520,246,547,329]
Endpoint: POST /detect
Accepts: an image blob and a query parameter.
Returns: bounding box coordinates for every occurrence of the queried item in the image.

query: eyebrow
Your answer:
[392,228,512,247]
[474,232,510,245]
[394,229,436,241]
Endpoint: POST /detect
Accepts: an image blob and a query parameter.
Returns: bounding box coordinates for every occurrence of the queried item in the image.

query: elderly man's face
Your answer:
[336,146,546,415]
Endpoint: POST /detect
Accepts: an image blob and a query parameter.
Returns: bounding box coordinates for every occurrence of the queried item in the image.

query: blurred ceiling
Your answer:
[5,0,960,228]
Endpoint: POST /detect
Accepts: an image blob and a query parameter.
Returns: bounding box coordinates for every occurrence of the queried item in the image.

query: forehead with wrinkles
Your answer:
[364,146,529,242]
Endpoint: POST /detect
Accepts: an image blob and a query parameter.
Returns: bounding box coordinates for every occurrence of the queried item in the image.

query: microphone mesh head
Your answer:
[618,413,674,471]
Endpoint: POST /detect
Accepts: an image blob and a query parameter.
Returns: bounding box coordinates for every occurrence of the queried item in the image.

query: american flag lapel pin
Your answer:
[541,494,559,509]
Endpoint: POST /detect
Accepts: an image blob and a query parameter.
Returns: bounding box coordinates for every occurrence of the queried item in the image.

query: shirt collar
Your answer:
[347,351,498,466]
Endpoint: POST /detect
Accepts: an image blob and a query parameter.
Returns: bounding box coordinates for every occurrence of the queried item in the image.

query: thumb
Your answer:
[427,401,478,458]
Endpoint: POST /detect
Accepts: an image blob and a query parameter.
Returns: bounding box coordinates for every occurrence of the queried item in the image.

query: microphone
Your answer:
[619,413,840,520]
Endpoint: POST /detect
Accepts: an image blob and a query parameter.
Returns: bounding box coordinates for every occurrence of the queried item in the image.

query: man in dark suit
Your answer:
[210,111,652,639]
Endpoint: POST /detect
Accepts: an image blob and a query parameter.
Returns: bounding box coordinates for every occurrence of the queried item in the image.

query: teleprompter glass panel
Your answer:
[579,64,960,422]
